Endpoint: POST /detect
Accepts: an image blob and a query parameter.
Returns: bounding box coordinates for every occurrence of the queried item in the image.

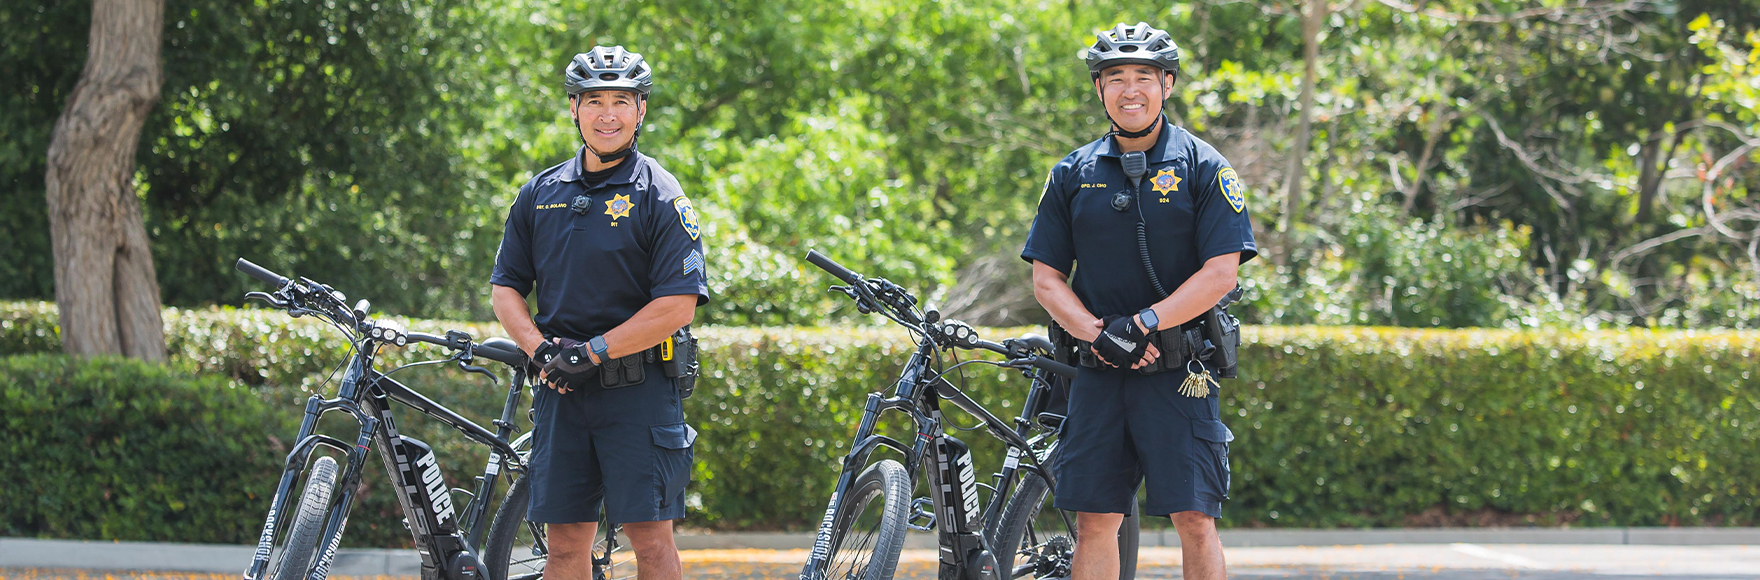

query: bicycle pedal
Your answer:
[907,497,936,531]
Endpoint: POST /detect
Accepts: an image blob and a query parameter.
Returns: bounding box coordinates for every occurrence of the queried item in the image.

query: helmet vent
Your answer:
[1121,45,1138,52]
[599,73,620,81]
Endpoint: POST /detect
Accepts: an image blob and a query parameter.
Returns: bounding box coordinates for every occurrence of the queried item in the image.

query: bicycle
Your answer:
[795,251,1138,580]
[233,258,632,580]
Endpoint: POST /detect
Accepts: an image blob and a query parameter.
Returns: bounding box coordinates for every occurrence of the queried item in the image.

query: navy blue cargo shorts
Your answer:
[525,361,695,525]
[1052,365,1233,518]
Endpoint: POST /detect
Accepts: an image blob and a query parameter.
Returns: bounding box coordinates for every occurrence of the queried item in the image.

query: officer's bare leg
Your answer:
[1071,511,1123,580]
[544,521,598,580]
[1169,510,1226,580]
[622,519,682,580]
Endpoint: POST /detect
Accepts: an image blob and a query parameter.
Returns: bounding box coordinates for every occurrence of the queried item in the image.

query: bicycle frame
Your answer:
[243,340,532,580]
[800,336,1054,580]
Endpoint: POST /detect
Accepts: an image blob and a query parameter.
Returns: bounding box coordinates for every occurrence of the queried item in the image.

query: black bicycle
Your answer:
[233,258,632,580]
[796,251,1138,580]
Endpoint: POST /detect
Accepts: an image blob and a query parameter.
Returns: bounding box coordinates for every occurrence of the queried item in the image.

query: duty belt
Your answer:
[1047,320,1208,376]
[544,327,699,393]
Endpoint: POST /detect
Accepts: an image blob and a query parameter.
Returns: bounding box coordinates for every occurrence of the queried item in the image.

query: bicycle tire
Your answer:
[808,459,912,580]
[988,471,1138,580]
[268,455,338,580]
[483,475,548,580]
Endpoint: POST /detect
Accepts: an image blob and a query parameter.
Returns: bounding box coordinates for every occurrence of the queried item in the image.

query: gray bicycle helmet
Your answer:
[564,46,653,97]
[1085,22,1180,83]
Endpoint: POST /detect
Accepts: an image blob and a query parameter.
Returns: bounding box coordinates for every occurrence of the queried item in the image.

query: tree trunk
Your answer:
[1280,0,1327,242]
[44,0,167,361]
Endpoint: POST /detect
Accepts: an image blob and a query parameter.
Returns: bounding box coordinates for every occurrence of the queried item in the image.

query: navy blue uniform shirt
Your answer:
[1022,122,1257,321]
[492,147,709,340]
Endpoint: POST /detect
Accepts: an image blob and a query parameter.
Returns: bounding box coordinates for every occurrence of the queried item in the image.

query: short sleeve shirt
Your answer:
[1021,122,1257,320]
[491,147,709,339]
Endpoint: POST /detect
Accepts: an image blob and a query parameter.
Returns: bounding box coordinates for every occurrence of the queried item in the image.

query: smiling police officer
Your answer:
[490,46,707,580]
[1022,23,1257,580]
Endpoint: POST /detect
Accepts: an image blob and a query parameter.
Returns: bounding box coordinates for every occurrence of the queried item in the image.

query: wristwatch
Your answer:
[589,335,610,363]
[1137,307,1160,332]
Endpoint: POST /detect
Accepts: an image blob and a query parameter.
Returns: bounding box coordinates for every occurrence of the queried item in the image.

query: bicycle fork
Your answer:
[243,395,379,580]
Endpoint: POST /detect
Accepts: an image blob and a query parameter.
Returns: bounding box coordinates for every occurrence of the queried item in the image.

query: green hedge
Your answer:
[3,302,1757,547]
[0,354,287,542]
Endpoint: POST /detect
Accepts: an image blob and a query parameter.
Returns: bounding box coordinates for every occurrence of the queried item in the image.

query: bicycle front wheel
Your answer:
[806,459,912,580]
[267,455,338,580]
[988,470,1138,580]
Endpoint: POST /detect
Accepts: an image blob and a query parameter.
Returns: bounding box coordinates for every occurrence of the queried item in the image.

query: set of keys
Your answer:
[1178,359,1221,398]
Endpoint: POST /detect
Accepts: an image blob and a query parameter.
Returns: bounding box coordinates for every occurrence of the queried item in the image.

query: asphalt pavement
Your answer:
[5,544,1760,579]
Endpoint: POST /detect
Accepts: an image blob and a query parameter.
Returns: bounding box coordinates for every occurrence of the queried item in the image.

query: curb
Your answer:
[5,527,1757,574]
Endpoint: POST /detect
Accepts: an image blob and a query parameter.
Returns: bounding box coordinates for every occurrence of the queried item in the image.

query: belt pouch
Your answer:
[600,354,645,389]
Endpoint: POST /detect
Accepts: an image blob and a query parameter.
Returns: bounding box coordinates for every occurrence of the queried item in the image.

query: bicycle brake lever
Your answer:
[458,359,501,386]
[243,291,290,310]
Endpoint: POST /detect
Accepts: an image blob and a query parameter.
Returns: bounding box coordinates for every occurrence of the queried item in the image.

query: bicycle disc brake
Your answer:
[907,497,936,532]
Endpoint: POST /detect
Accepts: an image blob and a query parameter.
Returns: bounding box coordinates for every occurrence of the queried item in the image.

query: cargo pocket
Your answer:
[1191,419,1234,501]
[651,422,697,508]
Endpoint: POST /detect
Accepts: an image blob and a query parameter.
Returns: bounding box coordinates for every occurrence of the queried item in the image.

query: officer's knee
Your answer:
[621,520,678,562]
[544,522,597,564]
[1075,511,1125,539]
[1168,511,1216,539]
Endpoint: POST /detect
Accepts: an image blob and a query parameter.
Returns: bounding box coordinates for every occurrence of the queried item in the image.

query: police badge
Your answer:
[603,193,634,221]
[1151,166,1181,197]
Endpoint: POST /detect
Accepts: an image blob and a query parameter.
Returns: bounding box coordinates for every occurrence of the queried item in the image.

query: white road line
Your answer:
[1450,543,1547,569]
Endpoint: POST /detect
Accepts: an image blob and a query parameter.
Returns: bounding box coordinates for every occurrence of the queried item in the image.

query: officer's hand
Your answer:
[532,340,566,368]
[1134,341,1161,370]
[1093,315,1150,368]
[539,338,596,394]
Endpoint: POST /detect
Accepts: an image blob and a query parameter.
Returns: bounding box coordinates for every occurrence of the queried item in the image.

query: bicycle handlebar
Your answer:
[805,250,859,285]
[405,331,465,350]
[236,258,288,288]
[966,336,1077,379]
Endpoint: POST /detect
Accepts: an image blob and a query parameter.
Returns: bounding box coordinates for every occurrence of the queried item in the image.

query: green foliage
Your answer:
[0,354,288,542]
[8,0,1759,328]
[4,302,1756,540]
[1233,326,1760,527]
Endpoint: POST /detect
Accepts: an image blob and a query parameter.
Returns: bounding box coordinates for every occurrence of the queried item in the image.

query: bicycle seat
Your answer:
[1036,412,1065,431]
[475,337,530,370]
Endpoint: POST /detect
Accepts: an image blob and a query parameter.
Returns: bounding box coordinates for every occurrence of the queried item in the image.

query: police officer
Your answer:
[1022,23,1257,580]
[490,46,707,580]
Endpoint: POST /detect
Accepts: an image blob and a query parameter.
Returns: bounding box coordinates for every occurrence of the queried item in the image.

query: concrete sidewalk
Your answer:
[4,528,1757,575]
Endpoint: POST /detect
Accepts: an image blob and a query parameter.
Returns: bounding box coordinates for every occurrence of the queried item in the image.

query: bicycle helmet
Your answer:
[564,46,653,97]
[1085,22,1180,84]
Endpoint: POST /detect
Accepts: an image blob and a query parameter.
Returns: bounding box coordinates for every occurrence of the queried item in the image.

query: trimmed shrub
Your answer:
[3,302,1757,545]
[0,354,288,542]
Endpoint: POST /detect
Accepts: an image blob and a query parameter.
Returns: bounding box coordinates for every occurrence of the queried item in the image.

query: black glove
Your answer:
[1093,314,1149,367]
[532,340,564,367]
[538,339,596,390]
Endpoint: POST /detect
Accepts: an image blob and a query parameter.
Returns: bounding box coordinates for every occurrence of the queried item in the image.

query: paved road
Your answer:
[6,544,1758,579]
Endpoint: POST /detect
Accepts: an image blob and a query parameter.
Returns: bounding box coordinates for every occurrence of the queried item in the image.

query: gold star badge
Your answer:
[604,193,633,221]
[1151,167,1181,196]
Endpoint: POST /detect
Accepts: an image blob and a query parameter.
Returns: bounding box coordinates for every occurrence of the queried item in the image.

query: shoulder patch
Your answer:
[1218,167,1245,214]
[674,196,701,240]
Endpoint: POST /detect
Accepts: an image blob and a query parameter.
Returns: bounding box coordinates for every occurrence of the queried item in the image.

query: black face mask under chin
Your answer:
[1107,112,1165,140]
